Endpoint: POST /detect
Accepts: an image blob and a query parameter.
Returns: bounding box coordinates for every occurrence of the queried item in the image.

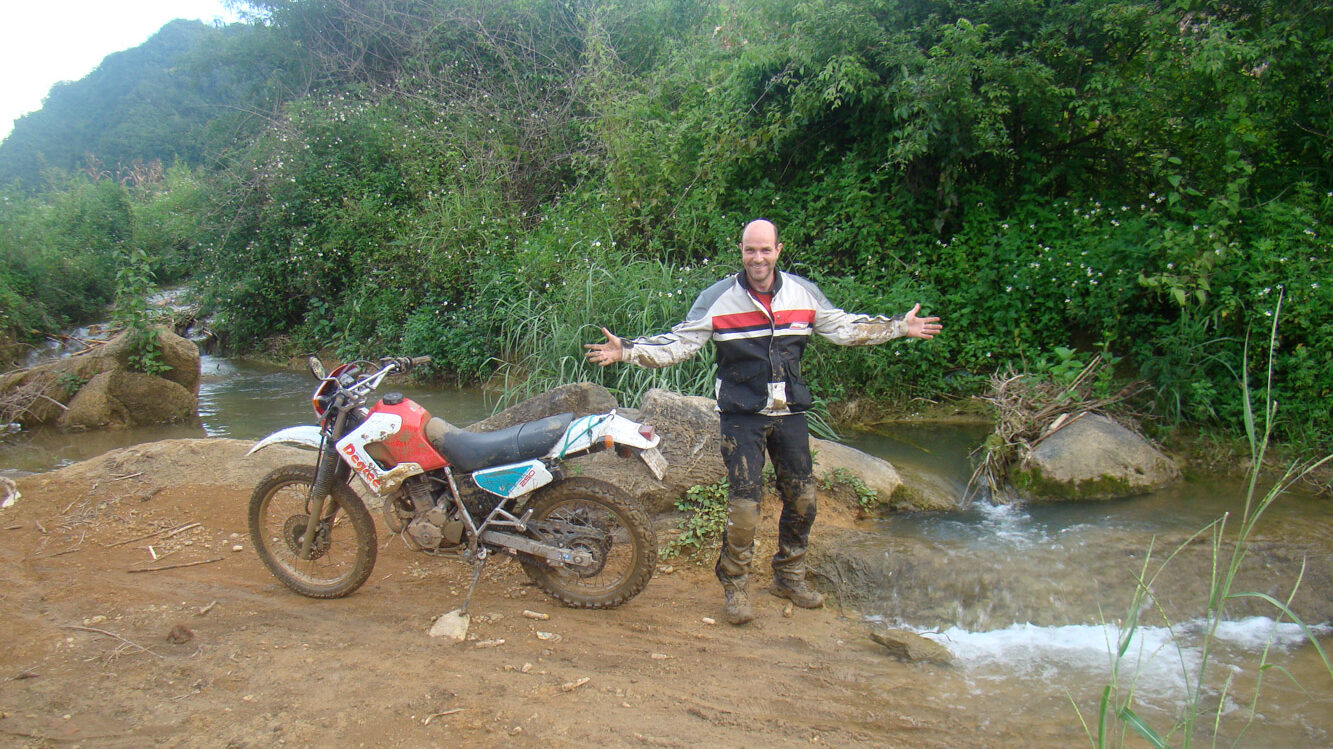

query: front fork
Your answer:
[299,430,344,558]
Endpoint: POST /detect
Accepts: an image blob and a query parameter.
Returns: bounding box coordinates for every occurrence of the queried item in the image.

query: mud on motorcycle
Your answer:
[246,356,666,611]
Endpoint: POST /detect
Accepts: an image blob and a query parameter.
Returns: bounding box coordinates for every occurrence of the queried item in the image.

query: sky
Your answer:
[0,0,245,140]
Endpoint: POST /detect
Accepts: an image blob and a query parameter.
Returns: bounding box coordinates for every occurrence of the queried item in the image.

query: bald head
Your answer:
[739,219,782,292]
[741,219,778,247]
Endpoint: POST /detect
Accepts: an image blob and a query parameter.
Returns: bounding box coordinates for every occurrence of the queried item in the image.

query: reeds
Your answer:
[1078,292,1333,747]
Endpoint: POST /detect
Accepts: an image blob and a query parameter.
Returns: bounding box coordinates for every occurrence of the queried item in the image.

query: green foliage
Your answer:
[55,370,90,399]
[113,246,171,377]
[661,481,730,560]
[821,467,879,511]
[1,0,1330,450]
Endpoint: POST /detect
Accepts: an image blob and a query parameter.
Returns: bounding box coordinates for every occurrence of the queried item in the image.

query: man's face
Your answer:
[740,224,782,291]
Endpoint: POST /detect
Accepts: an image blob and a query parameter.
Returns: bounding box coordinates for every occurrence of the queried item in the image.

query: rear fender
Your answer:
[548,411,660,458]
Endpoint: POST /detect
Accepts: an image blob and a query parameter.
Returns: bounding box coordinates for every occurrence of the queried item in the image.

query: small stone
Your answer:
[659,565,674,574]
[701,617,716,625]
[232,545,244,552]
[429,609,470,642]
[535,631,562,642]
[560,677,590,692]
[473,639,505,649]
[783,603,794,618]
[521,662,533,673]
[870,627,954,665]
[649,653,671,660]
[521,610,549,620]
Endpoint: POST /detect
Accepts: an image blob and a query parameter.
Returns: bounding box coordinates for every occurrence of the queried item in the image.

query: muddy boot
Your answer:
[723,587,754,625]
[770,579,824,609]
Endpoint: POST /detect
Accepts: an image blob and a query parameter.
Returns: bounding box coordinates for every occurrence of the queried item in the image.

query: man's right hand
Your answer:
[584,327,624,366]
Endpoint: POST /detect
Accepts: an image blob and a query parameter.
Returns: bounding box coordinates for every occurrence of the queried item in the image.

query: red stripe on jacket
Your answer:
[713,308,816,332]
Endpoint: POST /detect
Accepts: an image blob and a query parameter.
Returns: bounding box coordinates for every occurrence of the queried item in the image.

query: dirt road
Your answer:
[0,440,1035,748]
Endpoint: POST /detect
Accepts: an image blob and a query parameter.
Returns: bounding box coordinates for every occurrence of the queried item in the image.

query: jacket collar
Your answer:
[737,269,783,296]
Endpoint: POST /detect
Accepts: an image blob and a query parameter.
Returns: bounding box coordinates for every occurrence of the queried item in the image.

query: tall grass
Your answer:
[489,251,844,439]
[1079,294,1333,747]
[490,253,717,409]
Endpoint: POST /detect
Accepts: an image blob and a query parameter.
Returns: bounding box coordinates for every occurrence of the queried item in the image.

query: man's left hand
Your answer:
[904,303,942,340]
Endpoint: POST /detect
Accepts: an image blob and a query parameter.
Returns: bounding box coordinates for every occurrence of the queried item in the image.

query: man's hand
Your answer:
[903,303,942,340]
[584,327,625,366]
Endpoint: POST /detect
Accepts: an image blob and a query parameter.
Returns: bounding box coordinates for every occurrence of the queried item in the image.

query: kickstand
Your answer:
[459,553,487,615]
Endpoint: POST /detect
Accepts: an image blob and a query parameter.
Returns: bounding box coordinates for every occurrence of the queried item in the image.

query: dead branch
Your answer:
[967,356,1148,504]
[126,557,223,574]
[61,624,164,658]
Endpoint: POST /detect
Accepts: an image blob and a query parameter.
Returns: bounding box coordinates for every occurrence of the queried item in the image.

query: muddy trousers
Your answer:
[715,412,817,591]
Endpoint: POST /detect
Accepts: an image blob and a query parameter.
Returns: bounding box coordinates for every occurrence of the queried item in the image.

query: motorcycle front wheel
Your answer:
[248,464,377,599]
[517,477,656,609]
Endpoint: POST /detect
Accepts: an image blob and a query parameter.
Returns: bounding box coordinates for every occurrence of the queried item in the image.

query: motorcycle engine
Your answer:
[389,476,465,551]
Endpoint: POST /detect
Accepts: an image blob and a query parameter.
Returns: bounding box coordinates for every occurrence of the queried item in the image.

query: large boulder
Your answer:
[1010,413,1180,500]
[99,327,201,395]
[634,389,725,507]
[466,382,618,432]
[458,385,940,514]
[0,327,200,429]
[810,439,956,512]
[59,371,195,430]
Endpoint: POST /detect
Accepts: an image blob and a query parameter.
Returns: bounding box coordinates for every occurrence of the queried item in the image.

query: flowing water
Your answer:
[3,359,1331,744]
[845,423,1333,746]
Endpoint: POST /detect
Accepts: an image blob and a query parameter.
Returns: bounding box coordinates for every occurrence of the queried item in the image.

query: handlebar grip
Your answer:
[380,356,432,373]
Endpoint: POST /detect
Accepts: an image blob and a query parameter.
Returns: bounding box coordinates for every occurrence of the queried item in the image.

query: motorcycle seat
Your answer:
[425,413,575,473]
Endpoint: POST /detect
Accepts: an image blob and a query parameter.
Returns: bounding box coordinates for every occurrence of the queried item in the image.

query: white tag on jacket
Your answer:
[768,381,788,410]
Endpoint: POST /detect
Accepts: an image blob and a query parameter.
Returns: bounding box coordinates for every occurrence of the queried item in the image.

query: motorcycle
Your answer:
[246,355,667,610]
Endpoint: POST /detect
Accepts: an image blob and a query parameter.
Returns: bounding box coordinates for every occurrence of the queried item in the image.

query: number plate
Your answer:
[639,446,668,481]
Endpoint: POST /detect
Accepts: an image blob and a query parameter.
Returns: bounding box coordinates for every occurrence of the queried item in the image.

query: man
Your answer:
[585,219,941,625]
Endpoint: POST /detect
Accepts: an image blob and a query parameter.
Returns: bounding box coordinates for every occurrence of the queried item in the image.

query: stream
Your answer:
[3,355,1330,744]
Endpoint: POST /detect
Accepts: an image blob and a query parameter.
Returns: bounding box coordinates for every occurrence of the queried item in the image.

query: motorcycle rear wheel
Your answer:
[517,477,656,609]
[248,464,377,599]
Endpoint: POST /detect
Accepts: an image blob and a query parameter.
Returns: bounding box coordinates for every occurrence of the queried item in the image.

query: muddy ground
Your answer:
[0,439,1080,748]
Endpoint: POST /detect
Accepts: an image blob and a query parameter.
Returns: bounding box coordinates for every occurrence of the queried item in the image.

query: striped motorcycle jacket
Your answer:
[622,271,910,415]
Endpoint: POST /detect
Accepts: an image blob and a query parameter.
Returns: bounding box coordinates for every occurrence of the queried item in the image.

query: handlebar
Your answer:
[378,355,433,373]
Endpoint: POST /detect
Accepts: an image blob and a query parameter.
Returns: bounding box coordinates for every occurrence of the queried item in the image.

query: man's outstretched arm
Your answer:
[584,327,624,367]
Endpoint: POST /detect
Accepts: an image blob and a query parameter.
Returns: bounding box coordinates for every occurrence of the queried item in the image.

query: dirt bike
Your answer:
[246,355,666,610]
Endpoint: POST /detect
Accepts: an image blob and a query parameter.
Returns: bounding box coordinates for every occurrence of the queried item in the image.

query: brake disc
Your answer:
[283,515,331,560]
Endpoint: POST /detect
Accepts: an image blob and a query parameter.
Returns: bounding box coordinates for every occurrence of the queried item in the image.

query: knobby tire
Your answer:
[248,464,377,599]
[517,477,656,609]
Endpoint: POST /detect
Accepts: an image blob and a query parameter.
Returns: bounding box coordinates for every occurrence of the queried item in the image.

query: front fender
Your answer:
[247,425,323,455]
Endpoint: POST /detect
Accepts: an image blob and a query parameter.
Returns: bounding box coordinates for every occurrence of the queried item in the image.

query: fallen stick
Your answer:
[26,545,84,560]
[106,521,200,548]
[62,624,164,658]
[422,708,463,725]
[35,394,69,411]
[162,522,201,539]
[127,557,223,574]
